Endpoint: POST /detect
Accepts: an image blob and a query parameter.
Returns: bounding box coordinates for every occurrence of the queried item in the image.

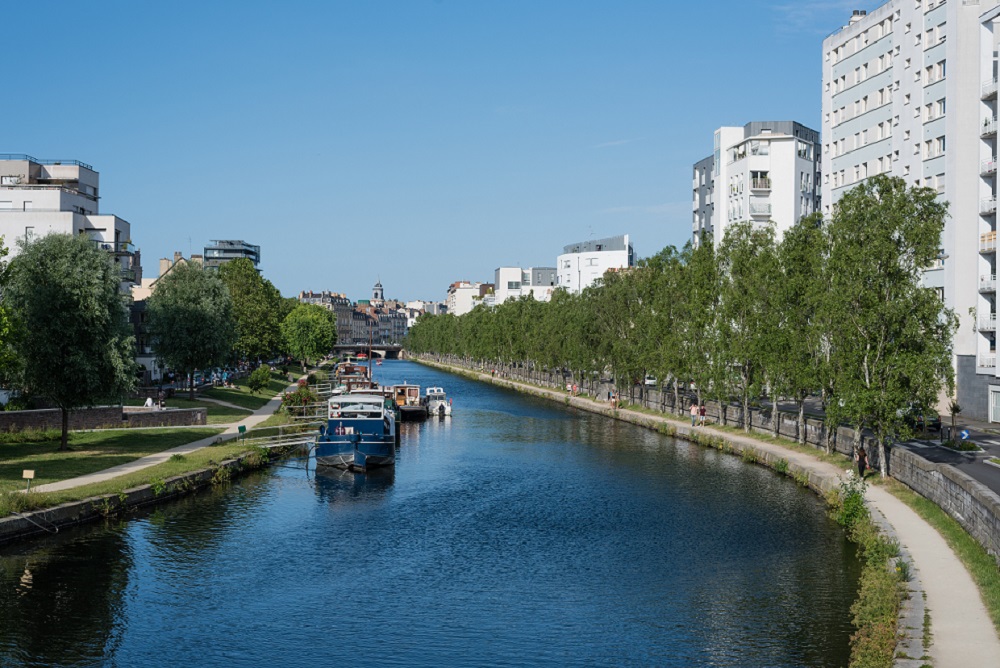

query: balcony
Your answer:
[980,354,997,369]
[120,268,137,283]
[984,117,998,137]
[982,198,998,215]
[984,78,998,100]
[981,231,997,253]
[749,202,772,217]
[981,274,997,292]
[92,240,136,256]
[983,157,998,176]
[980,314,997,331]
[750,178,771,191]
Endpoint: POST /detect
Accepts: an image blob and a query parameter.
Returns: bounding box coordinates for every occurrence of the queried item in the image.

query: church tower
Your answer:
[372,280,384,304]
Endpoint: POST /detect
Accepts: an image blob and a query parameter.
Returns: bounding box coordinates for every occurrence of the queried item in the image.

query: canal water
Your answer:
[0,361,859,667]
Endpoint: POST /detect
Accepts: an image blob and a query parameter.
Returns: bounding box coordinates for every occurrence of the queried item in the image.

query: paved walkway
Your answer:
[197,396,254,412]
[31,389,290,494]
[447,363,1000,667]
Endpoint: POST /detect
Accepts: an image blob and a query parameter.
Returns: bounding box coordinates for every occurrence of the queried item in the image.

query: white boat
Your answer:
[423,386,452,417]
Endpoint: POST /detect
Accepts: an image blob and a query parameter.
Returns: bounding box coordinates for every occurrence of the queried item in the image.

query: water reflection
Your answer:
[311,465,395,504]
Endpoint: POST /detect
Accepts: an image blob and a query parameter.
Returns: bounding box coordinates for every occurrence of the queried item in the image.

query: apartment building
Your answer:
[822,1,1000,420]
[203,239,260,271]
[493,266,557,303]
[446,281,493,316]
[0,154,141,293]
[691,122,821,247]
[556,235,635,294]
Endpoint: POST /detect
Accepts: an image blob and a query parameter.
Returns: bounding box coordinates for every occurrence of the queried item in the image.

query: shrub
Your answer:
[247,366,272,395]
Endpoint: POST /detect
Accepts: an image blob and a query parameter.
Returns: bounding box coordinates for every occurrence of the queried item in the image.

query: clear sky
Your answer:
[6,0,885,302]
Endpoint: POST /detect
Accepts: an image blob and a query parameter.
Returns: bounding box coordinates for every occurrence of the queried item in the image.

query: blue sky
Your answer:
[6,0,884,302]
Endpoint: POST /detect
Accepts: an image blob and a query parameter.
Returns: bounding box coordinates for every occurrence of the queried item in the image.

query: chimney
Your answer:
[174,251,182,263]
[849,9,867,24]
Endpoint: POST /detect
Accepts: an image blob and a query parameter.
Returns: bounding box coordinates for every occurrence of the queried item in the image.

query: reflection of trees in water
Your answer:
[0,528,132,666]
[312,466,395,505]
[137,469,277,559]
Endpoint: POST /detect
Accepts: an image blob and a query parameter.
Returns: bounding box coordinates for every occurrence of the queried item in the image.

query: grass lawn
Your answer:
[124,397,250,425]
[200,372,292,410]
[0,427,224,493]
[0,440,253,516]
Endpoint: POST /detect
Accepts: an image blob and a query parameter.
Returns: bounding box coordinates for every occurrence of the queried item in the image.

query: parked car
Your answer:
[644,375,657,387]
[900,405,942,432]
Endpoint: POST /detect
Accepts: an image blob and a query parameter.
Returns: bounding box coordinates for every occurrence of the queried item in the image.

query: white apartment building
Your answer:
[0,154,141,293]
[493,266,557,303]
[556,235,635,294]
[692,121,821,247]
[821,2,1000,420]
[446,281,491,316]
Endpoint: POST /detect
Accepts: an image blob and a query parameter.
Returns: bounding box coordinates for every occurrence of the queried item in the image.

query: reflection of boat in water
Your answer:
[312,466,395,504]
[314,394,396,471]
[422,386,452,417]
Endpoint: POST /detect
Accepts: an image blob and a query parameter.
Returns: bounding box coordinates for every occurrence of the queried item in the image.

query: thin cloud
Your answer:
[593,138,640,149]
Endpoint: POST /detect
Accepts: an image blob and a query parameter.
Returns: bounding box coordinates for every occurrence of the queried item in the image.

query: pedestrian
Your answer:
[690,402,699,426]
[611,391,618,409]
[856,445,868,478]
[699,403,707,426]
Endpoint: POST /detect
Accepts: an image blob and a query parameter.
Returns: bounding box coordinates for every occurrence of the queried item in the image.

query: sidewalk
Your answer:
[30,387,290,494]
[453,364,1000,667]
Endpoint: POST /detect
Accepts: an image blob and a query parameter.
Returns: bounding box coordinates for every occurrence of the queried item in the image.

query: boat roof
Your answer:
[425,387,445,394]
[329,394,384,403]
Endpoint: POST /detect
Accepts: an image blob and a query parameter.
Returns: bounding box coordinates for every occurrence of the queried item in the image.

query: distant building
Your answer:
[301,284,409,346]
[556,234,635,294]
[692,121,821,248]
[0,154,142,293]
[446,281,494,316]
[493,266,557,303]
[203,239,260,271]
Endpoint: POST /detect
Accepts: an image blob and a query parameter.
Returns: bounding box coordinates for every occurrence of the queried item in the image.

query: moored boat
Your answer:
[393,384,428,421]
[315,394,397,471]
[423,386,452,417]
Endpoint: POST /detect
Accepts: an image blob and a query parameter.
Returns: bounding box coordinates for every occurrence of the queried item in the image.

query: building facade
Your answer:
[493,266,557,303]
[203,239,260,271]
[556,235,635,294]
[446,281,493,316]
[691,122,821,248]
[0,155,141,293]
[822,2,1000,420]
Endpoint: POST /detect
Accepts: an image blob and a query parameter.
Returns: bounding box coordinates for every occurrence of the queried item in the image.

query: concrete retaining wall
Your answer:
[0,406,207,432]
[0,452,261,545]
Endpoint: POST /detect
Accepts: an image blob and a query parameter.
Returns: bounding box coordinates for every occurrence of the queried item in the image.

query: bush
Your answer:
[835,473,869,529]
[247,366,272,395]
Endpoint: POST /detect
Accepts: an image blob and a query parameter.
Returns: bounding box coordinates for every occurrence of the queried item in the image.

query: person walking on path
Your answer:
[856,445,868,478]
[699,404,707,426]
[690,402,699,426]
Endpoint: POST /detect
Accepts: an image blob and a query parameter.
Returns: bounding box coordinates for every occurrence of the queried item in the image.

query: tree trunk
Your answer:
[60,406,69,452]
[878,436,888,478]
[772,397,779,439]
[189,372,195,401]
[797,401,806,445]
[743,395,751,433]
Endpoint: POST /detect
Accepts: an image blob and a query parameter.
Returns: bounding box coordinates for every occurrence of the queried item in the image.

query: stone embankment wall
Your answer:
[0,449,267,545]
[0,406,206,432]
[427,354,1000,563]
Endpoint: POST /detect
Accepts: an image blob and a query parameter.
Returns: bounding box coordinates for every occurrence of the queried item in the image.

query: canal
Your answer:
[0,361,860,667]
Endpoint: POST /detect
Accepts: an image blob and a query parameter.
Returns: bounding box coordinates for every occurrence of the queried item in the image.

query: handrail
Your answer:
[0,154,94,170]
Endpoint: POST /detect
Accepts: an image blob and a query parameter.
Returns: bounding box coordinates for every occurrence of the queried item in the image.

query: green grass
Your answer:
[124,397,250,425]
[0,427,224,493]
[885,479,1000,635]
[0,440,256,516]
[200,372,292,410]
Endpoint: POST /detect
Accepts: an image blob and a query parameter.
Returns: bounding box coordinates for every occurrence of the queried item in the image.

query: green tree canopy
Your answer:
[5,234,137,450]
[218,257,283,362]
[147,263,236,399]
[281,304,336,370]
[826,174,956,475]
